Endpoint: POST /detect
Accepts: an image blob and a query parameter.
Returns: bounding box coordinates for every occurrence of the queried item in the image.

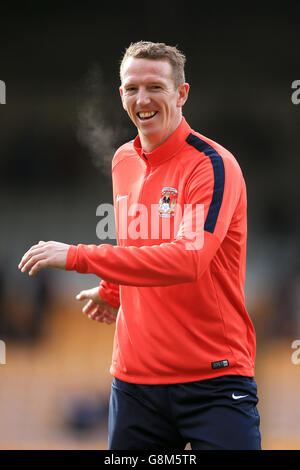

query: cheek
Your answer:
[122,97,129,111]
[123,98,134,116]
[162,99,177,118]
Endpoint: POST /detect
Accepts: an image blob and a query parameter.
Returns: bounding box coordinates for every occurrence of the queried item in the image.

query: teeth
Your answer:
[138,111,156,119]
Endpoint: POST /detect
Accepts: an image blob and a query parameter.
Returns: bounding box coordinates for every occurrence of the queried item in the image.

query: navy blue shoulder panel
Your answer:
[186,133,225,234]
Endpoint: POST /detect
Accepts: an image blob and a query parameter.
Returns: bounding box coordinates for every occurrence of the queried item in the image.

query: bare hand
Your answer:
[76,286,118,324]
[18,240,69,276]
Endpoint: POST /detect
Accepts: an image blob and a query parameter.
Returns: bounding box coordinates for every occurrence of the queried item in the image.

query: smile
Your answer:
[137,111,158,120]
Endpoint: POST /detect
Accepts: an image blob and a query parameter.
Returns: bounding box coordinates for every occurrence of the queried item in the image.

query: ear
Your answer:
[119,85,127,111]
[177,83,190,108]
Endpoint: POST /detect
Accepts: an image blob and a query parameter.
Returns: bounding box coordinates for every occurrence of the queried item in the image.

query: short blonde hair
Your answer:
[120,41,186,89]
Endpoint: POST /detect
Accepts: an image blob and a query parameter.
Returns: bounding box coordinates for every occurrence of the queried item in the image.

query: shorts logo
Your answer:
[158,187,178,218]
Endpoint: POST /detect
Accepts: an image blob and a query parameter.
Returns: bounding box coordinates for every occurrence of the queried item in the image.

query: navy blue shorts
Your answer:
[108,375,261,450]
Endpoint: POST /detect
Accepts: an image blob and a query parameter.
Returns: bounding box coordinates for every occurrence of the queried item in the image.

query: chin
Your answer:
[140,118,162,131]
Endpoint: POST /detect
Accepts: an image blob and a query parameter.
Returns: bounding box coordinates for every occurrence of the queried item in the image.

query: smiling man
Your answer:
[18,41,261,450]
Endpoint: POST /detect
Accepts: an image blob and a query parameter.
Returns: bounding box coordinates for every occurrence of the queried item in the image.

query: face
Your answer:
[120,57,189,151]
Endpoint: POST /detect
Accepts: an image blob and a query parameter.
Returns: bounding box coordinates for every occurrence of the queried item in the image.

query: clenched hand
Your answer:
[76,286,118,324]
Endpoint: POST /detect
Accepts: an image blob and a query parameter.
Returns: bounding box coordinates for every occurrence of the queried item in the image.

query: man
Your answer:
[18,41,261,450]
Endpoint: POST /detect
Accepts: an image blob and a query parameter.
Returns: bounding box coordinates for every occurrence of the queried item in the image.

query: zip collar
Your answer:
[133,117,192,167]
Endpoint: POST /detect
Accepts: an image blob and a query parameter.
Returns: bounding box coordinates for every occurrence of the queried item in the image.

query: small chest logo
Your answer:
[158,187,178,218]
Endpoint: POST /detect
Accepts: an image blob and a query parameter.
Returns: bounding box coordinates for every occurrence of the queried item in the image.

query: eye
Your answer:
[125,87,137,93]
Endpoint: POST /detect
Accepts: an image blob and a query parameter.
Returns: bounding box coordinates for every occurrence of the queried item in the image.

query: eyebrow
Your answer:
[123,79,166,88]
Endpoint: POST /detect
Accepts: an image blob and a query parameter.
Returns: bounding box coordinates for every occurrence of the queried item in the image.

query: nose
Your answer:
[136,87,151,107]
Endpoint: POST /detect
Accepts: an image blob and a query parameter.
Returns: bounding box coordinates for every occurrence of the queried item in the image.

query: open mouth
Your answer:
[137,111,158,121]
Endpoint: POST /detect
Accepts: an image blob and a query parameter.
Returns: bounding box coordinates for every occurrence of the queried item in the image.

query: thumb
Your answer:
[76,290,88,301]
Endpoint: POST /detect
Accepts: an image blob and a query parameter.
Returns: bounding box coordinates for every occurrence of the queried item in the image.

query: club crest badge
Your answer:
[158,187,178,218]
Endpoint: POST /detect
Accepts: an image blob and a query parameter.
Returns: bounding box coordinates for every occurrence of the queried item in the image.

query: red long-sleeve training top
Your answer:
[66,117,256,384]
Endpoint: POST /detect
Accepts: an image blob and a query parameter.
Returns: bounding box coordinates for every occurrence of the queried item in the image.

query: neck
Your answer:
[139,115,183,153]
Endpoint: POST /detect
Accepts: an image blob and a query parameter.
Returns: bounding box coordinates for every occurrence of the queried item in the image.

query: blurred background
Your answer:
[0,0,299,450]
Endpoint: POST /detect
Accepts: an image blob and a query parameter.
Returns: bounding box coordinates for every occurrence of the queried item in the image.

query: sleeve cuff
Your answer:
[98,282,120,309]
[66,245,78,271]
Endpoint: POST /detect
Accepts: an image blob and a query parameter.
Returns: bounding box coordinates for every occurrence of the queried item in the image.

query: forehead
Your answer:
[121,57,173,85]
